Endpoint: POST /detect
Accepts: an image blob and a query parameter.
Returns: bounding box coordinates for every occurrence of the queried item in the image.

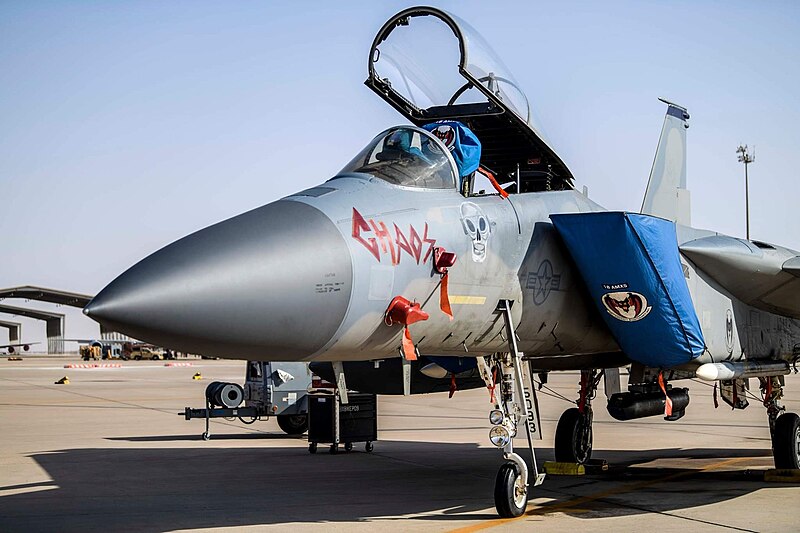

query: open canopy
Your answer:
[365,6,574,192]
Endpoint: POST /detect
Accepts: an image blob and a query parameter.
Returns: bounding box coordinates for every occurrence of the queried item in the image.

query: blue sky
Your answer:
[1,1,798,346]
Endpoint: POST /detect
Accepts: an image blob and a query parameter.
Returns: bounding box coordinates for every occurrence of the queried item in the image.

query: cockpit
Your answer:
[357,6,576,194]
[340,126,457,190]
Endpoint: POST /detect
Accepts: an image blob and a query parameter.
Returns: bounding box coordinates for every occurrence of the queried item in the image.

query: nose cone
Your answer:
[85,200,352,360]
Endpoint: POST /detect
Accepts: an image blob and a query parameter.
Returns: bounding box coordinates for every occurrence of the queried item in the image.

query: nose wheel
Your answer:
[495,462,528,518]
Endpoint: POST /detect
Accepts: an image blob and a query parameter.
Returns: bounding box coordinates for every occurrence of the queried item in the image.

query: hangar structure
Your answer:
[0,285,134,347]
[0,303,64,353]
[0,285,92,308]
[0,320,22,345]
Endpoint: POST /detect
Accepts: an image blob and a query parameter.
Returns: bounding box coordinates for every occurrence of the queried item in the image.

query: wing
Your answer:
[0,342,38,350]
[680,235,800,319]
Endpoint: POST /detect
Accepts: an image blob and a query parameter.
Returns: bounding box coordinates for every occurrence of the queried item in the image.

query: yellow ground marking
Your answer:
[449,295,487,305]
[448,456,748,533]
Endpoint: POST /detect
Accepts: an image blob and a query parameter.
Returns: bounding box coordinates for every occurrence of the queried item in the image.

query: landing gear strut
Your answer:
[488,300,545,518]
[761,376,800,469]
[555,369,601,464]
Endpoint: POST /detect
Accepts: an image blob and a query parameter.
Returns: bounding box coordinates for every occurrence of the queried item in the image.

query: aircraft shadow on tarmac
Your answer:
[108,433,305,441]
[0,440,783,532]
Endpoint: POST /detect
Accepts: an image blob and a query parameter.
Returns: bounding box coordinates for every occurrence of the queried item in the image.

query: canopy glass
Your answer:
[365,7,574,191]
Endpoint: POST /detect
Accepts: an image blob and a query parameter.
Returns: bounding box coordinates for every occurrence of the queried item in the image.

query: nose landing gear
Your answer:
[487,300,546,518]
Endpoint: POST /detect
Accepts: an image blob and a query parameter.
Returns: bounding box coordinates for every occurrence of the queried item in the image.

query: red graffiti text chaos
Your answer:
[352,207,435,265]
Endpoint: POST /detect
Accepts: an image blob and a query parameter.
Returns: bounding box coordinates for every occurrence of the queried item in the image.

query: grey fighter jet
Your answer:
[84,7,800,518]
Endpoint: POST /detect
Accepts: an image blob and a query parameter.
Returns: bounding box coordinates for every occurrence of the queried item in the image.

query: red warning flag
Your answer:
[440,271,453,320]
[433,247,457,320]
[658,371,673,416]
[477,167,509,199]
[449,373,457,398]
[402,326,417,361]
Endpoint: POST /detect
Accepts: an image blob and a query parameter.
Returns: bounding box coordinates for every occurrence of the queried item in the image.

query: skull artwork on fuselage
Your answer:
[460,202,490,262]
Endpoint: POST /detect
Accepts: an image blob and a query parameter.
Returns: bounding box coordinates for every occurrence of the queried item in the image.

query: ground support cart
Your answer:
[307,391,377,454]
[183,361,311,439]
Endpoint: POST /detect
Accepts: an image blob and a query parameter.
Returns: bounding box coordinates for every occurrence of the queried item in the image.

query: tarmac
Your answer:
[1,356,798,532]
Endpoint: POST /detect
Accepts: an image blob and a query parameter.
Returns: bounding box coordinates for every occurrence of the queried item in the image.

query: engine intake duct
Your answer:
[607,388,690,421]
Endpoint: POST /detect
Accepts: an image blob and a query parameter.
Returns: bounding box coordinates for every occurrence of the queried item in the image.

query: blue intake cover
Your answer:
[550,212,705,368]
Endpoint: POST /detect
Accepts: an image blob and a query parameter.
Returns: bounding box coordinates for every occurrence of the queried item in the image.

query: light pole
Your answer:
[736,145,755,240]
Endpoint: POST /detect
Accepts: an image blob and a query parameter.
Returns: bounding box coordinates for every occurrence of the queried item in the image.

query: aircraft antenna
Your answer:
[736,145,755,240]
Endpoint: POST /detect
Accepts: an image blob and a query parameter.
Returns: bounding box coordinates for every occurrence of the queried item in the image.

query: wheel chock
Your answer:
[192,372,203,380]
[54,376,69,385]
[544,461,585,476]
[7,357,22,361]
[764,469,800,483]
[543,460,608,476]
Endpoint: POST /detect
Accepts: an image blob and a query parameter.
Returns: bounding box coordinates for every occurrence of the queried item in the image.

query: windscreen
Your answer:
[339,127,457,189]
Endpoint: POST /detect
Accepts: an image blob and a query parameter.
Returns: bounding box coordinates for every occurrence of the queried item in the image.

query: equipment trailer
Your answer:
[183,361,311,439]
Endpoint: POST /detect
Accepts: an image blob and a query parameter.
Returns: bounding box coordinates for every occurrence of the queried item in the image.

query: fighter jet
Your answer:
[84,6,800,518]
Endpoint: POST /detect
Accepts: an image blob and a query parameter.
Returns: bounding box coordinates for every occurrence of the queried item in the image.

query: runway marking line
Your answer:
[448,456,748,533]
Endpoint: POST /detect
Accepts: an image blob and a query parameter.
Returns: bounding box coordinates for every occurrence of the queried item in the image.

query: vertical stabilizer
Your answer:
[641,99,691,225]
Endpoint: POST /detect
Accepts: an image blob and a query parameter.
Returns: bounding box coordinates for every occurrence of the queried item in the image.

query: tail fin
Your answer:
[641,98,691,225]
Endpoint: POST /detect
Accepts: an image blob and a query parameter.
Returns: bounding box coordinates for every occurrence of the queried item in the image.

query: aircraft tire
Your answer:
[773,412,800,469]
[494,462,527,518]
[554,407,592,464]
[277,414,308,435]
